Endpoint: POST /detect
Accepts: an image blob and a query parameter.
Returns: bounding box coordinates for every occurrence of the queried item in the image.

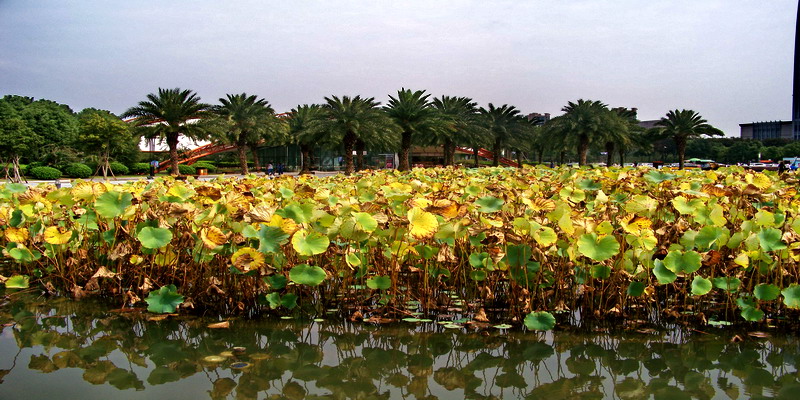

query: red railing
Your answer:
[455,146,520,167]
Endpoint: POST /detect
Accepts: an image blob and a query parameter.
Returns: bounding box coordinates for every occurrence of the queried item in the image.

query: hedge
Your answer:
[29,166,62,180]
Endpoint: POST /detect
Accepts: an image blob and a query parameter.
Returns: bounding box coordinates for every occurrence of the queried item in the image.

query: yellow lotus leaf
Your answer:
[201,227,228,249]
[529,198,556,213]
[750,173,772,190]
[624,195,657,215]
[247,204,274,223]
[426,199,459,219]
[231,247,265,273]
[269,214,299,235]
[621,215,652,235]
[44,226,72,245]
[72,181,107,201]
[480,216,503,228]
[410,197,431,209]
[733,252,749,267]
[388,182,413,192]
[17,190,46,205]
[408,207,438,239]
[155,249,178,266]
[5,227,29,243]
[129,254,144,265]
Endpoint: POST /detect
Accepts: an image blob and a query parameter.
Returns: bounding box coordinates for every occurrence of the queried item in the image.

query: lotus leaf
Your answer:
[292,229,330,256]
[712,277,741,292]
[740,306,765,322]
[145,284,184,313]
[263,274,288,290]
[644,170,676,184]
[257,225,290,253]
[533,226,558,247]
[577,233,619,262]
[758,228,786,252]
[781,284,800,308]
[754,283,780,301]
[366,276,392,290]
[506,244,531,268]
[289,264,326,286]
[407,207,438,239]
[691,276,712,296]
[94,191,132,219]
[524,311,556,331]
[137,227,173,249]
[4,274,29,289]
[626,281,645,297]
[230,247,265,272]
[352,212,378,233]
[475,196,504,213]
[469,270,487,281]
[590,265,611,279]
[694,226,727,250]
[663,250,701,274]
[653,260,677,284]
[9,209,25,227]
[5,227,29,243]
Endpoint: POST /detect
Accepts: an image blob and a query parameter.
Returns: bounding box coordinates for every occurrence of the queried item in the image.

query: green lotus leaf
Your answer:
[758,228,787,252]
[653,259,677,284]
[292,229,330,256]
[469,270,487,281]
[469,252,489,268]
[590,265,611,279]
[475,196,504,213]
[258,225,290,253]
[741,306,765,322]
[524,311,556,331]
[4,275,30,289]
[277,203,313,224]
[643,170,676,184]
[577,233,619,262]
[506,244,531,268]
[712,277,741,292]
[493,324,513,329]
[280,293,298,309]
[263,274,288,290]
[145,284,184,313]
[671,196,703,215]
[94,191,133,219]
[278,187,295,199]
[626,281,645,297]
[289,264,326,286]
[137,227,173,249]
[5,183,28,193]
[533,227,557,247]
[781,284,800,308]
[9,209,25,227]
[691,276,712,296]
[577,179,602,191]
[366,275,392,290]
[9,247,40,263]
[263,292,282,309]
[754,283,780,301]
[694,226,727,250]
[352,212,378,233]
[663,250,701,274]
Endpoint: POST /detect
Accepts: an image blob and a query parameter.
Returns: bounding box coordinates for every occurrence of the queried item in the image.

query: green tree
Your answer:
[320,95,399,175]
[431,96,485,166]
[385,89,445,171]
[76,108,135,178]
[546,99,620,166]
[653,109,723,169]
[479,104,524,167]
[214,93,277,174]
[1,95,79,163]
[0,101,37,182]
[288,104,325,175]
[122,88,211,175]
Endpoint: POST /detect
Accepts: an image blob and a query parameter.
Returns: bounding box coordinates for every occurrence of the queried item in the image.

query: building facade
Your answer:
[739,121,793,141]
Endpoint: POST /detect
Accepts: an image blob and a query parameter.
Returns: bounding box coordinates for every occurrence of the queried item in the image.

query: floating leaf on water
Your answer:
[144,285,184,314]
[249,353,270,360]
[203,355,226,363]
[493,324,513,329]
[229,362,251,369]
[232,347,246,354]
[4,275,30,289]
[219,351,234,358]
[280,316,294,320]
[708,319,733,326]
[313,318,324,322]
[443,324,462,329]
[403,318,422,323]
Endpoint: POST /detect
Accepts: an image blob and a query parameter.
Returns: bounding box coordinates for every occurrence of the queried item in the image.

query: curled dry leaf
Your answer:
[474,308,489,322]
[91,266,117,279]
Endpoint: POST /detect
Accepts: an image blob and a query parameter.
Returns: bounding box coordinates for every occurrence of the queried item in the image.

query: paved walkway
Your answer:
[8,171,343,188]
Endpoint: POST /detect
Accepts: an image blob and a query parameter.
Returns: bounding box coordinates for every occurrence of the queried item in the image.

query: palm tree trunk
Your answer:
[605,142,614,167]
[537,148,544,164]
[618,148,625,166]
[167,134,180,176]
[516,149,523,168]
[578,137,589,166]
[356,139,365,171]
[343,131,356,175]
[492,138,501,167]
[559,151,566,166]
[238,146,249,175]
[300,144,312,174]
[399,131,411,171]
[676,137,687,170]
[473,147,480,167]
[443,138,455,166]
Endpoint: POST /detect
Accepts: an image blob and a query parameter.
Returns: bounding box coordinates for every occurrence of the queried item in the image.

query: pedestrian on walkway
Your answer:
[267,162,274,176]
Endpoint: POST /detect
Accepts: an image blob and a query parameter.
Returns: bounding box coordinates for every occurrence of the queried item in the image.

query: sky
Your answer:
[0,0,796,137]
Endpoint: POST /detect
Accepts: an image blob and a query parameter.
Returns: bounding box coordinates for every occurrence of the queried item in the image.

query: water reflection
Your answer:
[1,294,799,399]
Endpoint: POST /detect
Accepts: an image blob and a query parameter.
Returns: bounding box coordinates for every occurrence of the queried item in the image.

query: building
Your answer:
[526,112,550,126]
[740,121,794,141]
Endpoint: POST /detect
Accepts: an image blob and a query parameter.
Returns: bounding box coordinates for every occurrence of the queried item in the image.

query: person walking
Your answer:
[779,160,788,176]
[266,162,274,176]
[277,162,284,175]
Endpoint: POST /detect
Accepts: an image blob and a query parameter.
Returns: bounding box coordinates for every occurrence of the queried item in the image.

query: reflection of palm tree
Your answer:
[654,109,723,169]
[122,88,210,176]
[321,96,398,175]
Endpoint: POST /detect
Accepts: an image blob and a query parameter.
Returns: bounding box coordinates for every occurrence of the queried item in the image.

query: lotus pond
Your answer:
[1,291,799,399]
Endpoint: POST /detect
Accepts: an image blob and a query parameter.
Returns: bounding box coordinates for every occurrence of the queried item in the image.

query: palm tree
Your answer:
[122,88,210,175]
[546,99,619,166]
[288,104,325,174]
[385,89,445,171]
[214,93,275,174]
[431,96,484,166]
[654,109,723,169]
[479,104,524,167]
[320,95,399,175]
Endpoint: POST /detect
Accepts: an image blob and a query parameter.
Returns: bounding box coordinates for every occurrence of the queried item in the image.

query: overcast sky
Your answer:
[0,0,795,137]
